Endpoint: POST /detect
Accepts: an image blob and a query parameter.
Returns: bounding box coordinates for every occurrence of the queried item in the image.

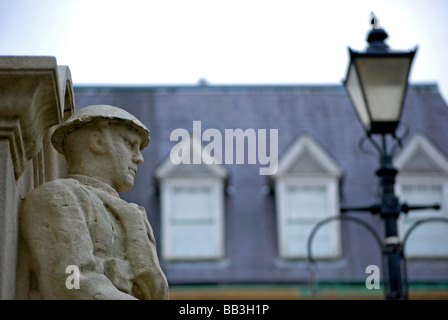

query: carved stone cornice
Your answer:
[0,56,74,179]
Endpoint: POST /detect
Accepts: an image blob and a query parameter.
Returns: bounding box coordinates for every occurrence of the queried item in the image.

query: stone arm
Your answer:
[19,182,137,300]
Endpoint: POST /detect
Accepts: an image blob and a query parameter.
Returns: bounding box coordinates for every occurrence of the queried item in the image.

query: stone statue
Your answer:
[16,105,169,300]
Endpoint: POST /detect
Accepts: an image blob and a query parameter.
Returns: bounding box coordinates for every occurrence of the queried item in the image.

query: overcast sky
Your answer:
[1,0,447,102]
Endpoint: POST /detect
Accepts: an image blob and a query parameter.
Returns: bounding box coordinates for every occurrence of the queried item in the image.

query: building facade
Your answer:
[74,83,448,299]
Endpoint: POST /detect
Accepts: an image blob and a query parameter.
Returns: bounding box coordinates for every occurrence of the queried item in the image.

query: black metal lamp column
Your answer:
[377,143,406,299]
[342,14,439,300]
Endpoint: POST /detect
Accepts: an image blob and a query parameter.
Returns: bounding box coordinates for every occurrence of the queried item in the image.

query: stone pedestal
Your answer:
[0,56,74,299]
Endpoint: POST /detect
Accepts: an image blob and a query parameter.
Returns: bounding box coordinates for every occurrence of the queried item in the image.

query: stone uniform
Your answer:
[16,174,168,300]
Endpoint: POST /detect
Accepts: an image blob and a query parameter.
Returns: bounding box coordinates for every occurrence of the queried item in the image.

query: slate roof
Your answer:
[73,83,448,284]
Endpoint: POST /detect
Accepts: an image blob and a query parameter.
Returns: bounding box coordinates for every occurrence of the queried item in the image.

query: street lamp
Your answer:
[342,14,439,300]
[344,14,417,135]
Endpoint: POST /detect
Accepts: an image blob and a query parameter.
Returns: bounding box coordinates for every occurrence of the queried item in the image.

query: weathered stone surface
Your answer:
[16,105,169,299]
[0,56,74,299]
[0,56,74,179]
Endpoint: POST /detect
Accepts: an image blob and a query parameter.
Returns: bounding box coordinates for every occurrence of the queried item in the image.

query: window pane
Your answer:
[285,185,328,219]
[284,221,333,257]
[170,224,216,258]
[172,186,213,220]
[281,183,338,258]
[166,184,221,260]
[400,184,448,257]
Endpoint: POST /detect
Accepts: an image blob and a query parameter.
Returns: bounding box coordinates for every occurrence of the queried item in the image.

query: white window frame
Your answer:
[275,175,342,260]
[396,175,448,258]
[160,177,225,261]
[393,133,448,259]
[272,134,343,260]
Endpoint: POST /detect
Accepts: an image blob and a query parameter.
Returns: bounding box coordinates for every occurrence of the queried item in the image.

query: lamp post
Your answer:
[345,14,416,135]
[342,14,439,300]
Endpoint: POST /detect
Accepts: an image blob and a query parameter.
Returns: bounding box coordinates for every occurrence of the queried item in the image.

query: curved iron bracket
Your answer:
[306,215,386,295]
[307,215,383,263]
[307,215,448,298]
[403,217,448,250]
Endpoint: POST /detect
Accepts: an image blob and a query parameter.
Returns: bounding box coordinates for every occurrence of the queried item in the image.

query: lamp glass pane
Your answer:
[356,56,412,122]
[345,63,370,128]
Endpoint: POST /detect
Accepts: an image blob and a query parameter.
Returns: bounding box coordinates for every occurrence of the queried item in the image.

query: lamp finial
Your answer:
[370,12,379,29]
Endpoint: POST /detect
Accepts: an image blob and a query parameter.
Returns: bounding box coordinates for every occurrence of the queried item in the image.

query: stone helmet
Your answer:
[51,104,150,154]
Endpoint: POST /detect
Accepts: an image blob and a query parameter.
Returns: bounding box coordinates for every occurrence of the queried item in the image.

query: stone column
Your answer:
[0,56,75,299]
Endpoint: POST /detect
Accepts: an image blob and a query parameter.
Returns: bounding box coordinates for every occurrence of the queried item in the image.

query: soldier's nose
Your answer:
[133,150,144,165]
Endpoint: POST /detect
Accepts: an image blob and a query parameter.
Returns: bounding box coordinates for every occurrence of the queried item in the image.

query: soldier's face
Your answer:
[106,125,144,192]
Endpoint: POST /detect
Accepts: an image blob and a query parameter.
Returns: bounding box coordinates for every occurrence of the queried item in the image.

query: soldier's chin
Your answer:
[116,175,134,193]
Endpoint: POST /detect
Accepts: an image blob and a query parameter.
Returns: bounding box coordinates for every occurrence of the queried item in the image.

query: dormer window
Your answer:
[271,134,343,259]
[155,134,228,261]
[394,133,448,258]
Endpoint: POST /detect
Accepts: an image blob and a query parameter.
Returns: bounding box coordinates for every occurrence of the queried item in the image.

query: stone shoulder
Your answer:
[23,177,81,199]
[20,178,85,220]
